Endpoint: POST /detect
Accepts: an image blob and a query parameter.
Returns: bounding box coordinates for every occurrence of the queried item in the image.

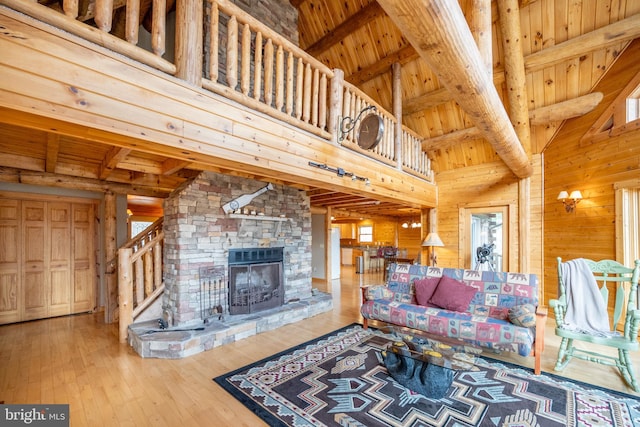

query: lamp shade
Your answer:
[422,232,444,247]
[568,190,583,200]
[557,191,569,200]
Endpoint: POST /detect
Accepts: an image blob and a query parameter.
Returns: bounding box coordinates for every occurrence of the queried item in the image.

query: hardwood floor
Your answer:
[1,266,639,426]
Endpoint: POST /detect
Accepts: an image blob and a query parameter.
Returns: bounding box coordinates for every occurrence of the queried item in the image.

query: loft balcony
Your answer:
[0,0,437,211]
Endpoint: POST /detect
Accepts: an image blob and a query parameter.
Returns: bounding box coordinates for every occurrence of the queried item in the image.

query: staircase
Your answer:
[117,218,165,342]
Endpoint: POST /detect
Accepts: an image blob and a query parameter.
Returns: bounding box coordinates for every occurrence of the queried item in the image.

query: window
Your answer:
[615,182,640,266]
[359,225,373,243]
[627,83,640,123]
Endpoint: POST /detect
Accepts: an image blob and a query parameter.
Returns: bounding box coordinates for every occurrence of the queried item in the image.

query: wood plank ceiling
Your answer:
[3,0,640,220]
[297,0,640,218]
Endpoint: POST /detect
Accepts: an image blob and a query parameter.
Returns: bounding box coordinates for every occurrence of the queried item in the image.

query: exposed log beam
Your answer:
[0,166,171,197]
[422,92,604,151]
[497,0,531,155]
[402,15,640,115]
[161,158,191,175]
[529,92,603,125]
[379,0,532,178]
[45,133,60,173]
[346,45,419,86]
[100,146,131,179]
[525,13,640,73]
[470,0,492,77]
[304,2,385,57]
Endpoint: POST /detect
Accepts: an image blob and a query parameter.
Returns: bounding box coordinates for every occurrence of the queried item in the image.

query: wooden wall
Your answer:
[435,155,544,290]
[543,40,640,305]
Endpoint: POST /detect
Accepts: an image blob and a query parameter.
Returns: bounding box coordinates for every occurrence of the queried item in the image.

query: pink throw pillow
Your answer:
[428,275,477,312]
[413,277,441,306]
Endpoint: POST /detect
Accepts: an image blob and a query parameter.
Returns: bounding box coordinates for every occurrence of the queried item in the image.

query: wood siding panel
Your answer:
[435,154,544,285]
[542,39,640,306]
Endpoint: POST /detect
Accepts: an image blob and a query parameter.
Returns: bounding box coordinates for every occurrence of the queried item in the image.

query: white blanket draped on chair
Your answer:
[560,258,619,337]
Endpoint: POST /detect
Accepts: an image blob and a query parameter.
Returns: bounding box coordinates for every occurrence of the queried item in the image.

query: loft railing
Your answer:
[1,0,433,182]
[118,218,164,342]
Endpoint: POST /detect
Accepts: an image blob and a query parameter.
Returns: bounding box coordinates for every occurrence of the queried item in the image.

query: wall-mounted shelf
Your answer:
[229,214,290,221]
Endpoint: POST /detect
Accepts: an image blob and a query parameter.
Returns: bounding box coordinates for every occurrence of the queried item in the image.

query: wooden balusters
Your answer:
[62,0,79,18]
[151,0,166,57]
[126,0,141,44]
[241,24,251,96]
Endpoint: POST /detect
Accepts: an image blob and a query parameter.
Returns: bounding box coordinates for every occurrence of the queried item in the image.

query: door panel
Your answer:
[72,203,94,312]
[0,199,20,323]
[49,203,71,316]
[23,202,47,320]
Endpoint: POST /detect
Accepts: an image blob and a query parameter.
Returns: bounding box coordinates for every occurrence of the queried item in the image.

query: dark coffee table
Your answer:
[379,326,481,398]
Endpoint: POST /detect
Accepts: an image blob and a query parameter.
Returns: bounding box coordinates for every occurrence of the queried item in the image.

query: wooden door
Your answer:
[0,199,20,324]
[72,203,94,313]
[48,202,71,317]
[0,194,96,324]
[23,201,48,321]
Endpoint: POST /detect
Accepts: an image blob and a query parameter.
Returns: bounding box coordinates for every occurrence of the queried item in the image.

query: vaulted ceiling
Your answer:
[297,0,640,217]
[3,0,640,220]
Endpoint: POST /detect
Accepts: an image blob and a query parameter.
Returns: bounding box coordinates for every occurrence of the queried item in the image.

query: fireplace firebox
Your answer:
[228,248,284,315]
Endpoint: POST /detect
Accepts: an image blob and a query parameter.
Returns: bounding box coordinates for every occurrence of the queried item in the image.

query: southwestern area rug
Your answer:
[213,324,640,426]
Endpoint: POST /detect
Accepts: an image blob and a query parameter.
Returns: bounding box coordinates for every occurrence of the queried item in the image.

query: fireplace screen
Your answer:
[228,248,284,315]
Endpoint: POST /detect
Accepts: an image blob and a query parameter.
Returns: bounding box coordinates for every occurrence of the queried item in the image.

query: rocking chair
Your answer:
[549,257,640,391]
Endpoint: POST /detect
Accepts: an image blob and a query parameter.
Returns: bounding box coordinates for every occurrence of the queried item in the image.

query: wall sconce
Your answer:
[557,190,583,213]
[422,232,444,266]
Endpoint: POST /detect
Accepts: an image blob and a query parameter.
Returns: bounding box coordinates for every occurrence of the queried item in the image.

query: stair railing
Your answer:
[118,217,165,343]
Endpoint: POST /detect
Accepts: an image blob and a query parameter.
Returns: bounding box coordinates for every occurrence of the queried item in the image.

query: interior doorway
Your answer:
[460,205,511,271]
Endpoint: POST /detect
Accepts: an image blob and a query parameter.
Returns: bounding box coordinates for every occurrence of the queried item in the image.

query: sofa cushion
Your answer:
[414,277,441,306]
[429,276,476,312]
[508,303,537,327]
[364,285,394,301]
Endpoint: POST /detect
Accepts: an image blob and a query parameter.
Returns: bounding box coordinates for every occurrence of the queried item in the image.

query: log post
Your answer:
[175,0,203,86]
[328,69,344,144]
[118,247,133,343]
[392,62,402,169]
[104,191,117,324]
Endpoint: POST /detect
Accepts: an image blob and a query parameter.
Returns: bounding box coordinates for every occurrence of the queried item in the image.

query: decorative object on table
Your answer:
[549,257,640,392]
[214,324,640,427]
[380,326,480,398]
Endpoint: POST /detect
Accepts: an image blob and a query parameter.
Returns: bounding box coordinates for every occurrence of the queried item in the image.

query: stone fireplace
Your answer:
[128,171,332,358]
[161,170,316,326]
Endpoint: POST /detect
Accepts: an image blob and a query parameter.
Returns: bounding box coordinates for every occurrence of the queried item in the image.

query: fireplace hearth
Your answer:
[228,248,284,315]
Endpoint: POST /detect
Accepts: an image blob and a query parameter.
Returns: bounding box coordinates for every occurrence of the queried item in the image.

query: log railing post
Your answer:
[118,247,133,343]
[328,69,344,144]
[175,0,203,86]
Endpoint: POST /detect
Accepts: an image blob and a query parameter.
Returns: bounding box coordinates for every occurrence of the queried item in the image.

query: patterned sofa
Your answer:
[361,263,546,374]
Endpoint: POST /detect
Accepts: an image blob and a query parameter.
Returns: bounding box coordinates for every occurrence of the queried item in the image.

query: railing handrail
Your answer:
[1,0,433,185]
[123,217,164,250]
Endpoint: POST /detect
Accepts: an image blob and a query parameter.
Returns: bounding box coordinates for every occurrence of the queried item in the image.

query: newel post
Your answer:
[118,247,134,343]
[175,0,204,86]
[328,68,344,144]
